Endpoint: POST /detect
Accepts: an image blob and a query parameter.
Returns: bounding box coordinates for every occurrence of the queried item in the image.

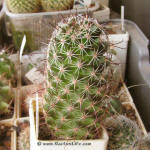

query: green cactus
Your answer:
[0,81,13,114]
[18,126,30,150]
[6,0,41,13]
[104,115,142,150]
[44,15,118,140]
[0,53,15,80]
[41,0,74,12]
[0,52,15,115]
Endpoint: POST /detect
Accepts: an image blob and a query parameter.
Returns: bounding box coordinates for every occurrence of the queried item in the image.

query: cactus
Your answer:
[0,52,15,115]
[43,15,119,140]
[99,97,123,122]
[132,134,150,150]
[0,53,15,80]
[6,0,41,13]
[41,0,74,12]
[0,80,13,115]
[18,126,30,150]
[104,115,142,150]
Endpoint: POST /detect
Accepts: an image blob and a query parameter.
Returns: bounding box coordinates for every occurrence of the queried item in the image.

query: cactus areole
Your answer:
[44,15,113,140]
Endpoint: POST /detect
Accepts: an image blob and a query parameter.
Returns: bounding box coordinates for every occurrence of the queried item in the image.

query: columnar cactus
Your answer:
[0,52,15,115]
[41,0,74,12]
[18,127,30,150]
[44,15,117,140]
[6,0,41,13]
[104,115,142,150]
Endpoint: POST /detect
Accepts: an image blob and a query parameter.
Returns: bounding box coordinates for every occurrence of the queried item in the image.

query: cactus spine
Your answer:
[44,15,117,140]
[6,0,41,13]
[41,0,74,12]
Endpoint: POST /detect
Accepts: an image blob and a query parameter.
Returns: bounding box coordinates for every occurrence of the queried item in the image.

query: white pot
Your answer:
[101,31,129,79]
[29,99,109,150]
[109,32,129,79]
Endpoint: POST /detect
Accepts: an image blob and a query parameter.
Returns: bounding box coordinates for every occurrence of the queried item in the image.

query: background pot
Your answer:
[4,1,99,53]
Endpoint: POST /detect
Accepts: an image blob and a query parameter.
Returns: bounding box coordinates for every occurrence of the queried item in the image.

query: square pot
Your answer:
[109,32,129,79]
[4,1,99,53]
[29,99,109,150]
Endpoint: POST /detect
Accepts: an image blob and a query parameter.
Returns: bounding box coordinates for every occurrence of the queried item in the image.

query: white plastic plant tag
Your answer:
[19,35,26,62]
[36,93,39,139]
[121,6,125,32]
[17,35,26,118]
[29,99,39,150]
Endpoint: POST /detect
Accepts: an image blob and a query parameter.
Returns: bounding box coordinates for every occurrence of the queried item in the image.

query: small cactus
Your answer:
[44,15,120,140]
[6,0,41,13]
[0,80,13,115]
[18,126,30,150]
[104,115,142,150]
[41,0,74,12]
[99,97,123,122]
[0,53,15,80]
[0,52,15,115]
[132,134,150,150]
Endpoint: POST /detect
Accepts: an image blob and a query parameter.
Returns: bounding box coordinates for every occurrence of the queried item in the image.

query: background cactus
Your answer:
[18,126,30,150]
[0,53,15,80]
[132,134,150,150]
[44,15,120,140]
[0,80,13,115]
[104,115,142,150]
[6,0,41,13]
[41,0,74,12]
[0,52,15,116]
